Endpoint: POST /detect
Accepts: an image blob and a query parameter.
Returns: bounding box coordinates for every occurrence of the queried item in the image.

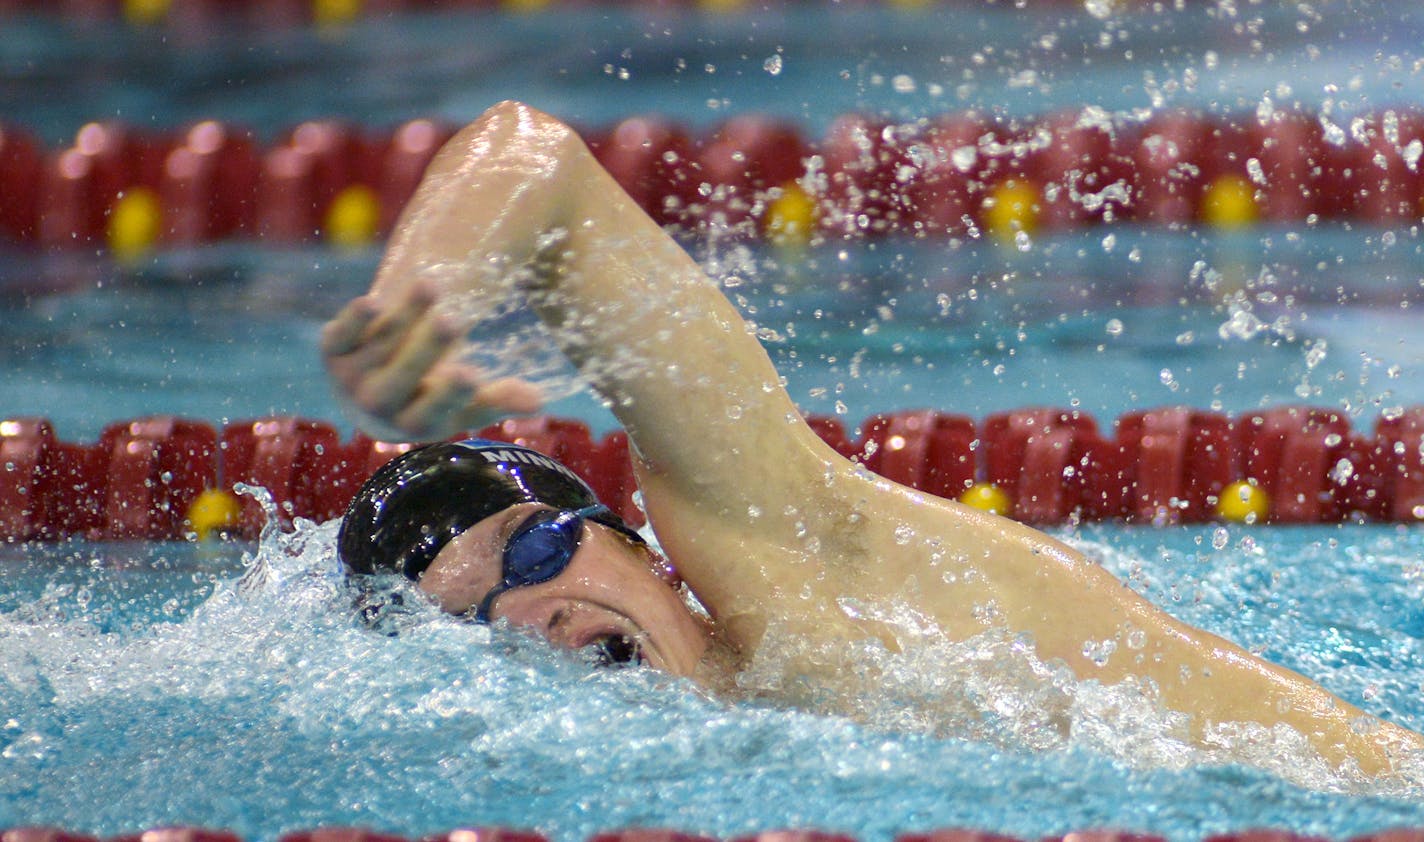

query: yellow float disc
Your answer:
[1215,480,1270,524]
[123,0,171,25]
[323,184,382,249]
[313,0,363,26]
[959,482,1013,516]
[763,181,817,247]
[1201,174,1259,228]
[107,188,163,263]
[982,179,1040,241]
[697,0,749,13]
[186,488,243,541]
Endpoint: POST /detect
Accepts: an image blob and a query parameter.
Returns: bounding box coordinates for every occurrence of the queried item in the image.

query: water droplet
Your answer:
[1246,157,1266,186]
[1305,340,1328,369]
[951,145,977,172]
[1105,318,1124,336]
[1212,527,1229,550]
[1082,638,1117,666]
[763,54,783,76]
[893,524,914,545]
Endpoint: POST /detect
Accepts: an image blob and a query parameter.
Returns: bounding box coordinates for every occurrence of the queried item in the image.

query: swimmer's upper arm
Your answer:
[545,118,838,511]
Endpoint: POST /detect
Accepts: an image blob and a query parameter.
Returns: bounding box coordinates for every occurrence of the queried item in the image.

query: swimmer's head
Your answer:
[337,438,641,582]
[338,439,711,675]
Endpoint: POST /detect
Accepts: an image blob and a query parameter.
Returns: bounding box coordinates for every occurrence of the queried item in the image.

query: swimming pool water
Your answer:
[1,518,1422,841]
[6,226,1424,439]
[6,0,1424,836]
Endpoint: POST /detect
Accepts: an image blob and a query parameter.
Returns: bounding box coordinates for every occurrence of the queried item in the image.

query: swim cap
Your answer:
[337,438,641,581]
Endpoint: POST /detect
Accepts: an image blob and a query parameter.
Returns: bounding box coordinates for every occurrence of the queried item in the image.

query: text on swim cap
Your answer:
[479,448,588,487]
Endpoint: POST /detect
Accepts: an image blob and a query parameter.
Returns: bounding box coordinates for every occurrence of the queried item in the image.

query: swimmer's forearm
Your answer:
[1078,581,1420,776]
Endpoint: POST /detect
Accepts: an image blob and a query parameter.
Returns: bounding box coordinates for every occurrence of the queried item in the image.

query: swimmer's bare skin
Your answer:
[323,100,1424,778]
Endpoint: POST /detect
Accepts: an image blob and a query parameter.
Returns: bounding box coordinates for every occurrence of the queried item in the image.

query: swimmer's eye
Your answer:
[592,633,642,667]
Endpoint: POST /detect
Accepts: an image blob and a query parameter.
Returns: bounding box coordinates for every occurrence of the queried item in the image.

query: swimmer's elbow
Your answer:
[440,101,590,176]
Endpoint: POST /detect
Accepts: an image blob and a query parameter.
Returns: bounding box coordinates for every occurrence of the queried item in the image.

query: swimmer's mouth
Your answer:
[591,633,644,667]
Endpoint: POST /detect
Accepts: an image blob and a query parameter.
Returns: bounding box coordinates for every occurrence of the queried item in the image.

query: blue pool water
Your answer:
[7,226,1424,438]
[1,518,1423,840]
[5,0,1424,837]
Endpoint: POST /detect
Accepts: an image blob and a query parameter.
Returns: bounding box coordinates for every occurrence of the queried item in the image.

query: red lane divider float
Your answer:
[4,107,1424,262]
[2,828,1423,842]
[4,405,1424,542]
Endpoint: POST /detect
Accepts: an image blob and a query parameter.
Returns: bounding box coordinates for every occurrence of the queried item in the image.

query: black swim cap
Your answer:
[337,438,640,581]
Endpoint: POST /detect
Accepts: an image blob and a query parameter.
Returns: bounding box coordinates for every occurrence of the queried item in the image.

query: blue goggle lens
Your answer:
[471,504,608,624]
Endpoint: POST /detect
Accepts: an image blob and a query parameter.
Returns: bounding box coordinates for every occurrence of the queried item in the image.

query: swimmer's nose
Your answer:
[592,633,642,667]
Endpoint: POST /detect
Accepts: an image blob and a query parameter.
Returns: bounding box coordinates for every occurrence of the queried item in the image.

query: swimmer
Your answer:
[323,100,1424,778]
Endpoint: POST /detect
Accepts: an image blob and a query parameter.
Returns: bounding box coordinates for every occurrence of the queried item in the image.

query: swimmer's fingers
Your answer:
[324,284,439,374]
[351,309,463,418]
[393,371,544,439]
[473,376,545,418]
[324,284,463,435]
[319,296,379,358]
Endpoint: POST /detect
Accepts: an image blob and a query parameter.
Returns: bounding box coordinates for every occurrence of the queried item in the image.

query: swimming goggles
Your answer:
[468,504,608,624]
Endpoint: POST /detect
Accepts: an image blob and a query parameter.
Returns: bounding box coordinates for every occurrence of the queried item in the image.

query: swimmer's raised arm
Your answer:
[322,101,831,501]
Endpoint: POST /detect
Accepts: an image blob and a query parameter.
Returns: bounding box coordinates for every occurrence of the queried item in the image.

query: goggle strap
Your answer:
[472,584,507,624]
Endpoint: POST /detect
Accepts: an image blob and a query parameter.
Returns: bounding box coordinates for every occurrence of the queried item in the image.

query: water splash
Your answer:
[4,517,1424,837]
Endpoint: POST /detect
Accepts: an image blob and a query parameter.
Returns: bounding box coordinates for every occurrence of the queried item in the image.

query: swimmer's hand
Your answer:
[321,282,544,442]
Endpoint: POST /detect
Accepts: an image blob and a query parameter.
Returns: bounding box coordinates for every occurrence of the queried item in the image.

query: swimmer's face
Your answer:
[417,503,712,676]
